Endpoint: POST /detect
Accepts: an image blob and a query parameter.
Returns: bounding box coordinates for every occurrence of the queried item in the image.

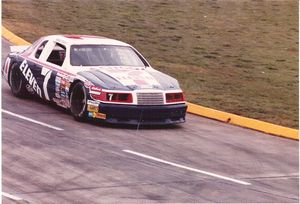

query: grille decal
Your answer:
[137,93,164,105]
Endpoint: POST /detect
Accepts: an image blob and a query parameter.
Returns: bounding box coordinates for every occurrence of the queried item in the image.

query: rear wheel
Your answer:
[70,82,87,121]
[9,63,27,97]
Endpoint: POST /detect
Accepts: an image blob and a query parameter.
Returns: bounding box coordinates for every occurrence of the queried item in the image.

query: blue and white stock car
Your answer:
[3,35,187,125]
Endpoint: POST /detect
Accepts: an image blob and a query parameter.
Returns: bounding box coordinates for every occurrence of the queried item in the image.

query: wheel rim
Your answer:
[71,84,86,116]
[10,66,23,93]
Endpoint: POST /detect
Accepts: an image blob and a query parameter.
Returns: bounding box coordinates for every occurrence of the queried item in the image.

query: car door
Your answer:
[26,40,67,103]
[23,39,55,101]
[35,40,72,108]
[17,40,49,99]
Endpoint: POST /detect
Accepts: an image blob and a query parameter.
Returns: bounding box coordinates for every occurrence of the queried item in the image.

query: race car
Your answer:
[2,35,187,125]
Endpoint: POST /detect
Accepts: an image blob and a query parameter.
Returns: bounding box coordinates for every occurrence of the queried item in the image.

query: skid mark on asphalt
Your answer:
[2,109,64,131]
[123,150,251,185]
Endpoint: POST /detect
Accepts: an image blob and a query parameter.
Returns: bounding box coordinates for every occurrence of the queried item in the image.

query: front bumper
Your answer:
[94,103,187,125]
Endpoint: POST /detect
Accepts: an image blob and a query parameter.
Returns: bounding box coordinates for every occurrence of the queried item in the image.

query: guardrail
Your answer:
[2,26,298,140]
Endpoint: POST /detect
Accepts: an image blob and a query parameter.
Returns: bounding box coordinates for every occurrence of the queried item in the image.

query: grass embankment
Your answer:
[2,0,298,128]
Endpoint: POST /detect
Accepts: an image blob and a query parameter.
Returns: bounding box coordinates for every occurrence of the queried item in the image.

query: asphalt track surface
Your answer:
[2,38,299,203]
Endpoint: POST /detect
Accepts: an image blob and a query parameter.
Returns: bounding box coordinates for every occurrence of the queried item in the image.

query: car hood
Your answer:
[77,66,180,91]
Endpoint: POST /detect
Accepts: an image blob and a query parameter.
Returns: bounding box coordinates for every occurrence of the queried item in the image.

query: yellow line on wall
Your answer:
[187,103,298,140]
[2,26,31,45]
[2,26,298,140]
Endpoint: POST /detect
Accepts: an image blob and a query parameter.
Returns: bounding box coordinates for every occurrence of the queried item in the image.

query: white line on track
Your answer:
[2,109,64,131]
[123,149,251,186]
[2,192,23,201]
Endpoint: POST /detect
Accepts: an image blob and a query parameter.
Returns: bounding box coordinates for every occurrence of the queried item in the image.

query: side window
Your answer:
[46,43,66,66]
[35,40,48,59]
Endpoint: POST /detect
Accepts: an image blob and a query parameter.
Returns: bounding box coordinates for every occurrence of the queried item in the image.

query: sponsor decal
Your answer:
[55,75,70,100]
[133,79,148,86]
[93,112,106,119]
[89,85,102,95]
[87,104,99,112]
[19,59,42,97]
[87,100,100,112]
[88,111,106,120]
[87,100,100,106]
[55,76,62,98]
[97,67,160,88]
[53,98,70,108]
[90,85,102,92]
[90,91,101,95]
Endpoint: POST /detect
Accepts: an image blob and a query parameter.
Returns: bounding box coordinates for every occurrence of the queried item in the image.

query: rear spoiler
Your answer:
[10,45,30,53]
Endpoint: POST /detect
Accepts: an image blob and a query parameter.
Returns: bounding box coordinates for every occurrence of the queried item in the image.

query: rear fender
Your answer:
[2,56,12,81]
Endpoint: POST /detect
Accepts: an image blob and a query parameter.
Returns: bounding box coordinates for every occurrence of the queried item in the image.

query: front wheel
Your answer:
[70,82,87,121]
[9,63,27,97]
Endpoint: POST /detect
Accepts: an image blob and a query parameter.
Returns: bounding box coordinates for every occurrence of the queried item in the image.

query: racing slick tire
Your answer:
[9,63,27,97]
[70,82,87,121]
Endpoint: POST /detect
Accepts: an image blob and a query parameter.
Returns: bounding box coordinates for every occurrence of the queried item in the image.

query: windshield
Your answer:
[70,45,146,67]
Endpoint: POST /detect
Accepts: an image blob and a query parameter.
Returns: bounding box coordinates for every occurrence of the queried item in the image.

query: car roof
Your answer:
[44,35,131,46]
